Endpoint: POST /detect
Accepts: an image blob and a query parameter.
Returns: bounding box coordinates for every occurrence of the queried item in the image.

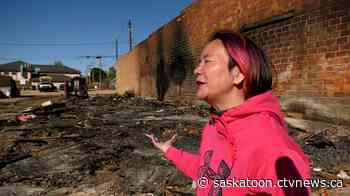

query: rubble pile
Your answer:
[0,94,349,195]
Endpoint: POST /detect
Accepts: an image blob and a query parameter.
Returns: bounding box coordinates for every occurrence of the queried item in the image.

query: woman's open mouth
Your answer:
[196,81,206,88]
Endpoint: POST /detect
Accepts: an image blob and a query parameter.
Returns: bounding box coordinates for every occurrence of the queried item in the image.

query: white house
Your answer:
[0,61,81,89]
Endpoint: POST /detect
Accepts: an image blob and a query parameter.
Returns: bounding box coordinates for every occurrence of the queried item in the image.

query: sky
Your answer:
[0,0,193,74]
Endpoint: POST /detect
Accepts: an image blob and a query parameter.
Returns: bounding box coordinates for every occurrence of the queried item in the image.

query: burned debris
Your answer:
[0,94,204,195]
[0,94,349,195]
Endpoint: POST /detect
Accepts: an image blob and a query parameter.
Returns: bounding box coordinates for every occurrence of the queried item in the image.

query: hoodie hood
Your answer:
[210,90,285,126]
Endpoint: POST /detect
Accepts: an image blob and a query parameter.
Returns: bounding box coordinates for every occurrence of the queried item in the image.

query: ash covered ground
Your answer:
[0,93,349,195]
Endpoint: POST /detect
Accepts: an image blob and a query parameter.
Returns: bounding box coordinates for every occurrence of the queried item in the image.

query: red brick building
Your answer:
[115,0,350,124]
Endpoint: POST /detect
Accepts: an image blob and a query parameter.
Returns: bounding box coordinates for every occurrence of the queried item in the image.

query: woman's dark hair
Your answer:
[210,30,272,98]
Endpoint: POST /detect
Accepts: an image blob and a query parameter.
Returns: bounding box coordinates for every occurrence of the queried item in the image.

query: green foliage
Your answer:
[53,61,65,68]
[107,66,116,80]
[89,67,107,83]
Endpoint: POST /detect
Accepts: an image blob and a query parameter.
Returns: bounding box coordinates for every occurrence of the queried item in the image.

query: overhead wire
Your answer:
[0,41,130,46]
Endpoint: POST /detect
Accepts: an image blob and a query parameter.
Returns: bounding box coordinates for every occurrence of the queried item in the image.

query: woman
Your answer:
[146,31,311,196]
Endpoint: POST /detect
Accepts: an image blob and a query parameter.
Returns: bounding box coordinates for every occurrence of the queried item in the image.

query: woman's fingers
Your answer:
[144,133,153,141]
[145,133,158,144]
[145,133,153,139]
[145,133,177,153]
[145,132,176,144]
[168,134,177,144]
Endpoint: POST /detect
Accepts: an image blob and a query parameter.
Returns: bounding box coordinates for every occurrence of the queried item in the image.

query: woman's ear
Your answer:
[231,66,245,85]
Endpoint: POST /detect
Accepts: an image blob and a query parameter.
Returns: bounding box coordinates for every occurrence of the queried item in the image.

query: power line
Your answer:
[78,55,115,59]
[0,41,129,46]
[0,55,116,62]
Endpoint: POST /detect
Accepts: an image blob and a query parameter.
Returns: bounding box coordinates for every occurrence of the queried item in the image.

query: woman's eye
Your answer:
[198,59,214,64]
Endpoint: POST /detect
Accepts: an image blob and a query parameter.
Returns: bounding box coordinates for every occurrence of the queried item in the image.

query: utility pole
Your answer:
[96,56,103,89]
[79,55,114,89]
[87,64,93,87]
[128,19,133,52]
[115,38,118,60]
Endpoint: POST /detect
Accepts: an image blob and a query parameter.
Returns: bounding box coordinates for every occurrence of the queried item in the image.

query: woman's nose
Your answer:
[194,62,202,76]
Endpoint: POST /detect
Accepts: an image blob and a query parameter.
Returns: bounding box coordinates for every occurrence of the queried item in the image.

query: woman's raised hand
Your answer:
[145,133,177,153]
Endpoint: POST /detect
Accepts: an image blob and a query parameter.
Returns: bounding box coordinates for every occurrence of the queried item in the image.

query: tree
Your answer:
[89,67,107,83]
[107,66,116,80]
[54,61,65,68]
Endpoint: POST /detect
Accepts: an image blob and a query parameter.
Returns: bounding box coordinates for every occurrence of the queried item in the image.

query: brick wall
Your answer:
[115,47,141,95]
[115,0,350,124]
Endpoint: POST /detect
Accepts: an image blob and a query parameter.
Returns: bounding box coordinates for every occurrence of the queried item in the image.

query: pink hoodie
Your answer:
[165,91,311,196]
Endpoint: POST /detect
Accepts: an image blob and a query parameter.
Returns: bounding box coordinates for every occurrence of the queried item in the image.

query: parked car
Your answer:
[0,75,20,98]
[38,82,56,92]
[58,83,65,91]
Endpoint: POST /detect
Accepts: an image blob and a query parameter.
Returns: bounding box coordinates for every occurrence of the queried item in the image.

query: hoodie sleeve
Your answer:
[246,151,310,196]
[244,114,311,195]
[165,146,200,180]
